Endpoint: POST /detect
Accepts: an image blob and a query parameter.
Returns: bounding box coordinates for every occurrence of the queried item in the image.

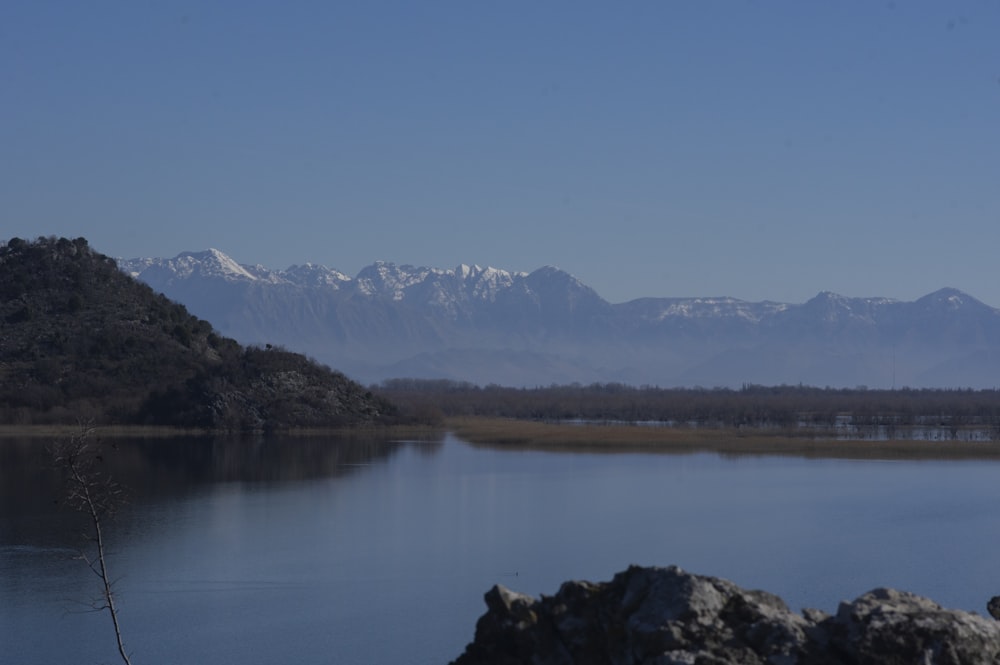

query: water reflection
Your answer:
[4,433,1000,665]
[0,433,444,546]
[460,436,1000,461]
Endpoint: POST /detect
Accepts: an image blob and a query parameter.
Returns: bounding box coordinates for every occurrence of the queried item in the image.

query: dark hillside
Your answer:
[0,236,396,429]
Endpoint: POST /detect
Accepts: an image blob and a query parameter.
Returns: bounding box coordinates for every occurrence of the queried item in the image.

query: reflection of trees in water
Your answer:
[200,434,445,482]
[0,433,446,610]
[0,434,445,523]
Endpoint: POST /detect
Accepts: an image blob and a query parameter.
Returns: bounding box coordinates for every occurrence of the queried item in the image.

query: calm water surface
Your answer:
[3,434,1000,664]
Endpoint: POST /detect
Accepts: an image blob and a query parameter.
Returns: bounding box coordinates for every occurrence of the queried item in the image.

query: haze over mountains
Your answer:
[120,249,1000,389]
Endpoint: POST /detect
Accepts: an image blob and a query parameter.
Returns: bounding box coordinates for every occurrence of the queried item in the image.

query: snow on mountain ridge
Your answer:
[800,291,902,324]
[916,287,986,312]
[122,250,568,303]
[460,264,523,302]
[280,263,351,288]
[190,248,258,281]
[654,297,788,322]
[351,260,531,304]
[119,250,993,321]
[118,248,261,284]
[355,261,443,300]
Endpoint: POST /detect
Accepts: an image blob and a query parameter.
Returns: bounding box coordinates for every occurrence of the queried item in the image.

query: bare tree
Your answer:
[53,426,134,665]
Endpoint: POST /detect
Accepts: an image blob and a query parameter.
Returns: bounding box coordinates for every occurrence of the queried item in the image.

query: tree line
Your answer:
[377,379,1000,432]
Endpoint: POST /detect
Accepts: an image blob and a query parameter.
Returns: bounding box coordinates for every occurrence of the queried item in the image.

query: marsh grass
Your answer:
[446,416,1000,460]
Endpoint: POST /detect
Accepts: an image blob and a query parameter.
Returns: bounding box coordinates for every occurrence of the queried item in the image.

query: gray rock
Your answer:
[450,565,1000,665]
[988,596,1000,621]
[824,588,1000,664]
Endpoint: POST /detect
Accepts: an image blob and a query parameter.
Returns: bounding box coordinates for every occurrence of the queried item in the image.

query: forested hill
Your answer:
[0,236,396,429]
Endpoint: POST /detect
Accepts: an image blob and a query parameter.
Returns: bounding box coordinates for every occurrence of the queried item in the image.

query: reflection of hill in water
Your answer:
[0,433,445,518]
[136,434,444,485]
[0,433,445,578]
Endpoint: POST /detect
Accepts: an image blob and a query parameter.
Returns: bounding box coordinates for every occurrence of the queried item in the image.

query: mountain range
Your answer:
[119,249,1000,389]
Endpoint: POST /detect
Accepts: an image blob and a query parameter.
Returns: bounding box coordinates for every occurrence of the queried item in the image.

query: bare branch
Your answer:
[53,425,135,665]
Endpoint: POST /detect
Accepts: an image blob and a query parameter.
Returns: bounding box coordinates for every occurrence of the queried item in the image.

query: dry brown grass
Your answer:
[445,416,1000,460]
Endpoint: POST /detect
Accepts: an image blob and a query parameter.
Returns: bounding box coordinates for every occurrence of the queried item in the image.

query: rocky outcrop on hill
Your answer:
[450,565,1000,665]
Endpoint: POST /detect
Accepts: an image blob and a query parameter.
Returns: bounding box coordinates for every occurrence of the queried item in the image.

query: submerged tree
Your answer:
[53,426,134,665]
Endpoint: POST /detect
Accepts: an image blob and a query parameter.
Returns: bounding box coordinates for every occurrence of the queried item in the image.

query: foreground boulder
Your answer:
[450,565,1000,665]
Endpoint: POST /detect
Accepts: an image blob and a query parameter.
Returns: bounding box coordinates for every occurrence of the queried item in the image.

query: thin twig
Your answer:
[54,425,134,665]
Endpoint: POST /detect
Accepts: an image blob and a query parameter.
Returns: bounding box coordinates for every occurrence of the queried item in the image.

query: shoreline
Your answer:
[0,422,445,440]
[445,416,1000,460]
[0,424,212,438]
[6,418,1000,460]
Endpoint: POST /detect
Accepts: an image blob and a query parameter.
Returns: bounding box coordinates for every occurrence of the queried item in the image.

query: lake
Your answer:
[3,433,1000,664]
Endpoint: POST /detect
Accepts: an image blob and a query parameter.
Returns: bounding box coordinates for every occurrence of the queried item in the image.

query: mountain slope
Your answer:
[119,249,1000,389]
[0,236,395,428]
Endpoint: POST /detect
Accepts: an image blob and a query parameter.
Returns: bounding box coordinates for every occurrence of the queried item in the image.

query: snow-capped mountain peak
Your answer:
[355,261,441,299]
[188,248,258,281]
[280,263,351,288]
[117,247,1000,389]
[917,287,982,311]
[119,248,259,284]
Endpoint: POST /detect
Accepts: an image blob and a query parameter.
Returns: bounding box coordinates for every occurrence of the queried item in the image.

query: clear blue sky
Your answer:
[3,2,999,305]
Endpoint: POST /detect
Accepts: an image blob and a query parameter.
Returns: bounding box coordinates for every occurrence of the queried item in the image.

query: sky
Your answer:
[3,1,999,305]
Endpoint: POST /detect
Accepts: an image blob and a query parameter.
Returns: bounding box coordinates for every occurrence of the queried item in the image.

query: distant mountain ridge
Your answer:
[119,249,1000,389]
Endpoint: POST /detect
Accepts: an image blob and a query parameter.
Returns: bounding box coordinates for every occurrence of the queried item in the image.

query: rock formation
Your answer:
[988,596,1000,621]
[450,565,1000,664]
